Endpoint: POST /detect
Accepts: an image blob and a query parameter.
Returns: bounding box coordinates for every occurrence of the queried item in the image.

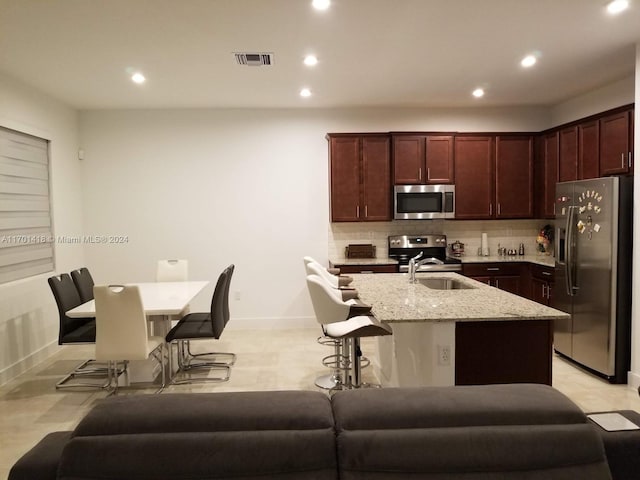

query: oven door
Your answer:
[394,185,454,220]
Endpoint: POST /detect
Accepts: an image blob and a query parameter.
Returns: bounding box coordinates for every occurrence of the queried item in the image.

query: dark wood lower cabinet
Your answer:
[455,319,553,385]
[329,264,398,274]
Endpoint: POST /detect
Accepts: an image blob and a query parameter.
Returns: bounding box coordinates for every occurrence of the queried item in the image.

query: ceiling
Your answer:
[0,0,639,110]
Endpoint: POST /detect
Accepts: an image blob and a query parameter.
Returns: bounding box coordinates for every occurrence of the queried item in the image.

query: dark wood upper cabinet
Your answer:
[329,136,361,222]
[455,135,533,220]
[425,136,454,183]
[536,132,558,219]
[600,109,632,175]
[495,135,533,218]
[362,136,392,221]
[454,136,494,219]
[559,126,578,182]
[328,134,391,222]
[392,135,425,184]
[578,120,599,179]
[393,134,454,184]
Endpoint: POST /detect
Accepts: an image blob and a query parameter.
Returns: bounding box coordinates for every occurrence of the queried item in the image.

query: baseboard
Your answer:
[627,370,640,391]
[226,316,317,330]
[0,340,59,387]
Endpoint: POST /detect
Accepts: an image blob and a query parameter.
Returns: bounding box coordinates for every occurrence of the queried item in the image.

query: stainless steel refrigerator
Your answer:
[553,176,633,383]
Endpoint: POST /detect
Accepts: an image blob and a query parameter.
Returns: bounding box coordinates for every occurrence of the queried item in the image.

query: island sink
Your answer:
[418,278,475,290]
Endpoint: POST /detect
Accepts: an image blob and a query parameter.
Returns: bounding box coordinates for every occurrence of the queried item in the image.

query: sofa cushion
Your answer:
[58,390,337,480]
[332,384,612,480]
[8,431,72,480]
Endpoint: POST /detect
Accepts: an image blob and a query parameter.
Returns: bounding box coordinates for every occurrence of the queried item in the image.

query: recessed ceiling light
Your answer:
[472,88,485,98]
[131,72,146,84]
[312,0,330,10]
[607,0,629,14]
[300,88,312,97]
[521,55,537,68]
[304,55,318,66]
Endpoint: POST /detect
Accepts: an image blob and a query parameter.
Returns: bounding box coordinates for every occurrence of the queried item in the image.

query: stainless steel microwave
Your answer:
[394,185,455,220]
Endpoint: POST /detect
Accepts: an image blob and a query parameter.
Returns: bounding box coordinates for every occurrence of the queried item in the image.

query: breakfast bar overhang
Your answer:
[351,272,570,387]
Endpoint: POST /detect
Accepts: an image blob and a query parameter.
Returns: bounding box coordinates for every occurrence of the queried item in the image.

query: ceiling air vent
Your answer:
[234,52,274,66]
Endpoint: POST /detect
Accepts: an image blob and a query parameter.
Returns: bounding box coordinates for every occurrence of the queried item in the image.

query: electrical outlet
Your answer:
[437,345,451,366]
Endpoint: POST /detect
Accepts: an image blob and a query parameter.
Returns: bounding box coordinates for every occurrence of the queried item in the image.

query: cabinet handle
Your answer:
[542,284,547,298]
[622,153,625,169]
[365,205,368,217]
[356,206,360,217]
[489,203,493,215]
[487,267,500,271]
[360,270,374,274]
[427,167,431,180]
[419,167,422,181]
[542,271,552,276]
[498,203,501,215]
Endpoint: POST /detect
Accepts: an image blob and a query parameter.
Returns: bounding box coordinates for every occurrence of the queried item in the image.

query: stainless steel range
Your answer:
[388,234,462,273]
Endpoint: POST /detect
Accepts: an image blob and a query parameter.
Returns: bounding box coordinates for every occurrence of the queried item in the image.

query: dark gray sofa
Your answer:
[9,384,620,480]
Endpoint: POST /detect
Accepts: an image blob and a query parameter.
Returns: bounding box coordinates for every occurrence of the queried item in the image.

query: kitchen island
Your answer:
[351,272,570,387]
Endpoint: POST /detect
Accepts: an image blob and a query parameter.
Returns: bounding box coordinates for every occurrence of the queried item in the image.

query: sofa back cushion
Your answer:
[332,384,612,480]
[58,390,337,480]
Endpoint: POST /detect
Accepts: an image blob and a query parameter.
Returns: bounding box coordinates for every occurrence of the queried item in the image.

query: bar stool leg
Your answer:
[350,337,362,388]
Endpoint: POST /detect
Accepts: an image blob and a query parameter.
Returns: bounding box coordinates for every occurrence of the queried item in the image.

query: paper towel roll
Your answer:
[481,233,489,256]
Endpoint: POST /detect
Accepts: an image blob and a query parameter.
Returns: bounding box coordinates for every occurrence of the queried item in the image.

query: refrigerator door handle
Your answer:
[565,205,576,296]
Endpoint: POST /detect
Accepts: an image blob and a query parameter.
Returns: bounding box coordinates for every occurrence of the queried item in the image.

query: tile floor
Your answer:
[2,327,640,479]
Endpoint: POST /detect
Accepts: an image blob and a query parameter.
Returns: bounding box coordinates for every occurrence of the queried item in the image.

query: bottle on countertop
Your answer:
[518,243,525,255]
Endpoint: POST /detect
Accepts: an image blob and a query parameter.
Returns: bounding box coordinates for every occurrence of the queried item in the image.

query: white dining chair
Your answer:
[94,284,168,394]
[156,259,190,319]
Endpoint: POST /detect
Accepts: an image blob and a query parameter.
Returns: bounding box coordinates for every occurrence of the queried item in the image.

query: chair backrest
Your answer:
[208,267,232,338]
[156,259,188,282]
[306,261,340,292]
[48,274,93,344]
[70,267,95,303]
[94,285,152,362]
[222,264,235,327]
[306,274,351,325]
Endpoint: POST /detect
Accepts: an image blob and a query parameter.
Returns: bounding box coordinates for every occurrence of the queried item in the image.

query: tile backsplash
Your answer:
[329,219,555,259]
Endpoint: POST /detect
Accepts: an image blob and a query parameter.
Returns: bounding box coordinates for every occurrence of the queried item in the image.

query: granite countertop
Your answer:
[350,272,568,324]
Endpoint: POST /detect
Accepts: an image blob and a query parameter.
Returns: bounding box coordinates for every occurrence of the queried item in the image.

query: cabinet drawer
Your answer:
[462,263,523,277]
[530,263,554,280]
[333,264,398,274]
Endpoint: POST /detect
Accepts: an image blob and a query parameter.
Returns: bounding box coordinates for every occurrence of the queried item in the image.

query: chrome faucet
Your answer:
[408,252,423,283]
[409,253,445,283]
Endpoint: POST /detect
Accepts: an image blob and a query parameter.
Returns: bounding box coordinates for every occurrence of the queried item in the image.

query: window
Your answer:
[0,126,53,283]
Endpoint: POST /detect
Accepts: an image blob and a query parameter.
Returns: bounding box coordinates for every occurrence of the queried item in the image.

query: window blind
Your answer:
[0,126,53,284]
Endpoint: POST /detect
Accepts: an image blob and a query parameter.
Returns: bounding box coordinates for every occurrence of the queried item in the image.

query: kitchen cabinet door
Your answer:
[559,126,578,182]
[329,136,361,222]
[495,136,533,218]
[362,136,391,221]
[425,135,454,184]
[494,276,521,296]
[392,135,425,184]
[454,136,494,219]
[538,132,558,218]
[600,109,632,175]
[329,134,391,222]
[578,120,599,179]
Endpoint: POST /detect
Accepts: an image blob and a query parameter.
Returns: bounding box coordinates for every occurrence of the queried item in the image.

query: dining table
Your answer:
[65,281,210,384]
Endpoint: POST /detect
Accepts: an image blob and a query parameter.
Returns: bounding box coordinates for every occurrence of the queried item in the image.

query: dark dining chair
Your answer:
[165,264,236,384]
[48,273,107,389]
[70,267,95,304]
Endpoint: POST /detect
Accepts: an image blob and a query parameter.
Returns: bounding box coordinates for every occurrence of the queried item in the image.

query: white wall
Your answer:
[549,75,635,127]
[630,45,640,389]
[78,106,549,330]
[0,72,84,385]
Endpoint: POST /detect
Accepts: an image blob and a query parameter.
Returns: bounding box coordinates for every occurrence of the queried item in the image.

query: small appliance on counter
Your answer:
[388,234,462,272]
